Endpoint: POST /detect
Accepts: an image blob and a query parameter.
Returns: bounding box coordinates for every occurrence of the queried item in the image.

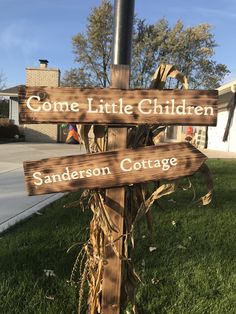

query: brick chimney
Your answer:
[39,59,48,69]
[24,60,61,143]
[26,59,60,87]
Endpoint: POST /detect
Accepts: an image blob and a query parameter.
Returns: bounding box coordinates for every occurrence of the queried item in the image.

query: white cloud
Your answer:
[0,21,39,56]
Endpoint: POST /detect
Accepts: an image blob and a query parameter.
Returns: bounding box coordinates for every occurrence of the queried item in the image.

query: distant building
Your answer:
[164,81,236,152]
[24,59,60,142]
[164,124,206,149]
[0,86,19,124]
[0,60,68,143]
[208,80,236,152]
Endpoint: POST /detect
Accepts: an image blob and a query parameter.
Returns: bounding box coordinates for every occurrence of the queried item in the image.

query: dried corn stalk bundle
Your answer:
[69,64,213,314]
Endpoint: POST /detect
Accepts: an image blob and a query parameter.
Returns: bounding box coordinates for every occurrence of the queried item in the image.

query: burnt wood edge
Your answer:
[18,85,26,100]
[22,142,207,164]
[20,85,219,96]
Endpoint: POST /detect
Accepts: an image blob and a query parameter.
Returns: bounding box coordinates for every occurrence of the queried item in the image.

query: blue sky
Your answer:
[0,0,236,87]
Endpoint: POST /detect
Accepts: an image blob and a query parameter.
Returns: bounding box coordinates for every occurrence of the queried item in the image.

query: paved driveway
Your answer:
[0,143,86,233]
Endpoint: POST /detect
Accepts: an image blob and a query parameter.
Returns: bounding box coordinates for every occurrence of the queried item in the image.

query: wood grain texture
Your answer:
[23,142,207,196]
[18,86,218,126]
[101,64,129,314]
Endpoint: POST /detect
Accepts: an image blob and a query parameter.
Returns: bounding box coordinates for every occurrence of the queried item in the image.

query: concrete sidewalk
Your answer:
[0,143,86,233]
[201,148,236,159]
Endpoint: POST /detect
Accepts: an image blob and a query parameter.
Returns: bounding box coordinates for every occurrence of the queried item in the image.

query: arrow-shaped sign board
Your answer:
[19,86,218,126]
[23,142,207,196]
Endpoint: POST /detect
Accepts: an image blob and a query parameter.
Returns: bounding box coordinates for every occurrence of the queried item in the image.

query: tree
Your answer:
[132,19,229,88]
[0,71,6,90]
[61,68,93,87]
[62,1,229,89]
[63,0,113,87]
[131,18,169,87]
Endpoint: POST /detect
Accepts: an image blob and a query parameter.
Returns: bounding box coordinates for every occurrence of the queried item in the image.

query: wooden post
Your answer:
[101,1,134,311]
[101,65,130,313]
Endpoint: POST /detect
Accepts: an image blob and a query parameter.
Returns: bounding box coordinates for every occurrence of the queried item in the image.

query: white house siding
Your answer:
[208,109,236,152]
[207,81,236,153]
[228,110,236,152]
[9,98,19,125]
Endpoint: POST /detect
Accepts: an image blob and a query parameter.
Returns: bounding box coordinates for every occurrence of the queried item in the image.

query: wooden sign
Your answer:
[19,86,218,126]
[23,142,207,196]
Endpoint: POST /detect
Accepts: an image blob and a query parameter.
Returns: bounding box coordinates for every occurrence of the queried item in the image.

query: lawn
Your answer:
[0,159,235,313]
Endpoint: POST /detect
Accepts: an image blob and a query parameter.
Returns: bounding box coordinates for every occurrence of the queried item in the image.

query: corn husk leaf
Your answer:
[194,163,213,206]
[70,64,216,314]
[132,183,177,228]
[150,64,188,89]
[80,125,92,153]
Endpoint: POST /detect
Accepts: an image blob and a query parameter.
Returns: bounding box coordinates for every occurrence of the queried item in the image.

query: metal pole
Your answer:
[112,0,135,65]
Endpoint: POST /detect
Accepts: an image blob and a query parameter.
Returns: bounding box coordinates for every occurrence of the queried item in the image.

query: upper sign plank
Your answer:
[19,86,218,126]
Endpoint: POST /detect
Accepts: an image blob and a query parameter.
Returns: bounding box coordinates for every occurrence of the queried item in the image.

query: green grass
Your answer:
[0,160,236,313]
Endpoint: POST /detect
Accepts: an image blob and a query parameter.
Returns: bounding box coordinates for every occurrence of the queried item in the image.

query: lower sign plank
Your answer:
[23,142,207,196]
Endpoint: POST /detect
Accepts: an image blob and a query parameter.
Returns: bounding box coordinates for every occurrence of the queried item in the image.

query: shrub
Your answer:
[0,121,20,138]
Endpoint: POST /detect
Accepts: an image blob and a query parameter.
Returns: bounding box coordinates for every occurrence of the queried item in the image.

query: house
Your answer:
[208,80,236,152]
[0,60,68,143]
[164,81,236,151]
[164,125,207,149]
[0,86,20,124]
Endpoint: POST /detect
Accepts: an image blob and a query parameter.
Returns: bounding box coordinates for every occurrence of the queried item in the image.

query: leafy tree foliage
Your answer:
[62,1,229,89]
[61,68,93,87]
[64,0,113,87]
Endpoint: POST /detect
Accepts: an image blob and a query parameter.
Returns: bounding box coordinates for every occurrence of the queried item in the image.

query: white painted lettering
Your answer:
[42,102,52,112]
[124,104,133,115]
[93,168,101,176]
[87,98,98,113]
[79,170,86,178]
[195,106,204,115]
[61,167,71,181]
[70,103,80,112]
[44,175,52,184]
[27,95,41,112]
[138,99,152,114]
[204,106,214,116]
[33,171,43,186]
[133,162,142,170]
[101,166,112,175]
[170,157,178,166]
[153,99,163,114]
[176,100,187,115]
[51,174,62,182]
[120,158,132,172]
[161,159,170,171]
[71,171,79,179]
[85,169,92,177]
[54,102,69,112]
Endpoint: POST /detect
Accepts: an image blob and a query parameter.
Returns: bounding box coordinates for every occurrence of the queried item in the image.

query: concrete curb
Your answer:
[0,193,64,234]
